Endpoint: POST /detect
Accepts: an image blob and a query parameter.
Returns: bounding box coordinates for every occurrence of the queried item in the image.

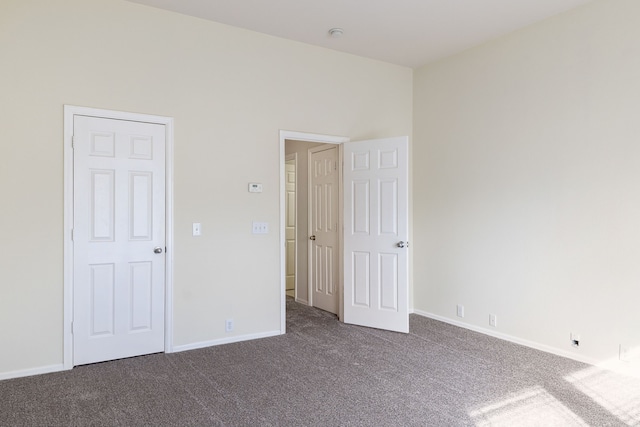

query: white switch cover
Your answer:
[248,183,263,193]
[252,222,268,234]
[192,222,201,236]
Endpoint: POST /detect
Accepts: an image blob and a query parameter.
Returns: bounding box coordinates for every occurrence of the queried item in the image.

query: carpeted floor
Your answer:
[1,299,639,426]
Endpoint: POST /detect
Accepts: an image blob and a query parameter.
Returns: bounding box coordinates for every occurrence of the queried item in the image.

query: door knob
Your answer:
[310,235,316,241]
[154,247,163,254]
[397,241,408,248]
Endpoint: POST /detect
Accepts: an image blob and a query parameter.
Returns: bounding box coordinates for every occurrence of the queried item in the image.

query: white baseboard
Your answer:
[412,309,598,366]
[2,331,282,380]
[294,298,309,305]
[172,330,281,353]
[0,364,66,381]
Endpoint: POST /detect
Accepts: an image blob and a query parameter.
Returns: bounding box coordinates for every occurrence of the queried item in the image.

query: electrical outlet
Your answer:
[456,304,464,318]
[620,345,631,362]
[620,345,640,362]
[489,314,497,327]
[571,332,581,347]
[225,319,234,332]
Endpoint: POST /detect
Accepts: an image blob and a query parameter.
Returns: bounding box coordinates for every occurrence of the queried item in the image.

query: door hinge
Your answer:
[335,161,337,171]
[71,135,75,149]
[71,228,74,241]
[71,321,74,335]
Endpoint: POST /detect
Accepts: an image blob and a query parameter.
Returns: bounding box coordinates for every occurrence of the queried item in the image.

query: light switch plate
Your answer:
[192,222,201,236]
[252,222,268,234]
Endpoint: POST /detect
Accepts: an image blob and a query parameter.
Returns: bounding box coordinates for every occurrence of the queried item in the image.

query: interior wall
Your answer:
[413,0,640,364]
[284,140,325,304]
[0,0,412,377]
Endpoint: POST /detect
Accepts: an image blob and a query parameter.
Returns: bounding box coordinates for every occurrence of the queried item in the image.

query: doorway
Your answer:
[279,131,410,335]
[280,132,349,332]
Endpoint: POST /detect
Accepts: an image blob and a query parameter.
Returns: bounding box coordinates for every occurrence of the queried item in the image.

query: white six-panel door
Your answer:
[73,115,166,365]
[309,146,339,314]
[343,137,409,333]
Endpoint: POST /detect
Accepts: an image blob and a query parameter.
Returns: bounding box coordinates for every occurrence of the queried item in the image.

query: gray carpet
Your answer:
[1,299,639,426]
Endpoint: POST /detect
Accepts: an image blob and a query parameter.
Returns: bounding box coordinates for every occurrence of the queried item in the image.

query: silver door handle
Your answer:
[397,241,408,248]
[310,235,316,241]
[154,247,163,254]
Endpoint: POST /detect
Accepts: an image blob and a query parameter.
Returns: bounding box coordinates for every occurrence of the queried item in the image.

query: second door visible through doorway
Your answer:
[309,145,339,314]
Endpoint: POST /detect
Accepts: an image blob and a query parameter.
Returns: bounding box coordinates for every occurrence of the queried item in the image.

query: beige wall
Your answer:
[413,0,640,363]
[6,0,632,378]
[0,0,412,376]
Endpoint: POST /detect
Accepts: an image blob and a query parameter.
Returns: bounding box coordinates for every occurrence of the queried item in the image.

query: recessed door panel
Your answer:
[286,192,295,228]
[379,253,398,311]
[90,132,115,157]
[325,183,334,231]
[129,136,153,160]
[129,261,152,331]
[90,170,115,242]
[352,151,370,171]
[352,180,370,234]
[90,263,115,336]
[352,252,370,307]
[314,245,323,293]
[379,149,398,169]
[379,179,398,236]
[314,184,323,232]
[325,246,334,295]
[129,172,152,240]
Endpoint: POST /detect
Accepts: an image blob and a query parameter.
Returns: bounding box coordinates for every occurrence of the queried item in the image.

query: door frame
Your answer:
[279,131,349,333]
[63,105,175,370]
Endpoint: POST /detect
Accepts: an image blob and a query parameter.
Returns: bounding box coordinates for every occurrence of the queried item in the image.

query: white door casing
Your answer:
[285,155,297,298]
[73,115,166,365]
[343,136,409,333]
[309,145,339,314]
[279,131,348,334]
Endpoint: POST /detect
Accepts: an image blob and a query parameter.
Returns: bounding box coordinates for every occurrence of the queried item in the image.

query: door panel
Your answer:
[343,137,409,333]
[89,263,115,336]
[73,115,166,366]
[310,146,339,314]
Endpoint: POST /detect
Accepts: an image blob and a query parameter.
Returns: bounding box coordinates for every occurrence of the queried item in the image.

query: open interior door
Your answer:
[343,136,409,333]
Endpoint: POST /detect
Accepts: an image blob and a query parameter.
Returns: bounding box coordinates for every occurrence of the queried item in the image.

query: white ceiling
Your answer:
[127,0,593,68]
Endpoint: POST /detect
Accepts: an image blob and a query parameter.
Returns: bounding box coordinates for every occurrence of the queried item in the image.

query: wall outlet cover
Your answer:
[570,332,580,347]
[489,314,497,327]
[620,345,640,362]
[192,222,201,236]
